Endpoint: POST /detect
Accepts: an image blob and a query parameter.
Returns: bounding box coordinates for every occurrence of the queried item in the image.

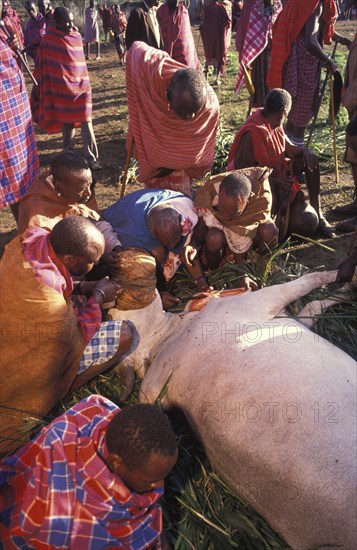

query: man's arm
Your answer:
[285,138,317,171]
[233,131,258,169]
[305,3,337,73]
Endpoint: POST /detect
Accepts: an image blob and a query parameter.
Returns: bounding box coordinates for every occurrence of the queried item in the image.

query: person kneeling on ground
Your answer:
[227,88,335,238]
[103,188,210,308]
[0,395,178,549]
[0,216,136,454]
[194,168,277,291]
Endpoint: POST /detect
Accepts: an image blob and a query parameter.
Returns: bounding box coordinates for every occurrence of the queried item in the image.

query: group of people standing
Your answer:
[0,0,357,548]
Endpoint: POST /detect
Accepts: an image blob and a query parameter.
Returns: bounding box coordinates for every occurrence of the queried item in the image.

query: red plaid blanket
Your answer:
[0,395,163,549]
[32,27,92,134]
[235,0,282,94]
[0,34,40,207]
[267,0,337,89]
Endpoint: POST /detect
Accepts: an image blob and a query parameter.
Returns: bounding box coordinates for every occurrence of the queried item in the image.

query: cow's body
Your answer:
[109,271,356,548]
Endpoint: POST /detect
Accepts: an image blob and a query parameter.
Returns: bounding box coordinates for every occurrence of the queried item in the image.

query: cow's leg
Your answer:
[256,270,338,318]
[297,284,354,329]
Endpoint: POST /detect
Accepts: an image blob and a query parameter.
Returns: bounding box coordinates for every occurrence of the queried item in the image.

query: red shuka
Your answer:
[266,0,337,90]
[32,27,92,134]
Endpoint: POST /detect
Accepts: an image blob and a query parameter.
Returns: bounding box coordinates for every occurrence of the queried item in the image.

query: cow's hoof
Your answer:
[114,364,135,401]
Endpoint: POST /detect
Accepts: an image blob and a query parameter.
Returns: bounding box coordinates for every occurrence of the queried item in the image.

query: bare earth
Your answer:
[1,21,356,271]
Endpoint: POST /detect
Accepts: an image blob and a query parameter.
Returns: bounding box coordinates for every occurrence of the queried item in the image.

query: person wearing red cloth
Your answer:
[227,88,335,237]
[24,1,46,62]
[0,216,135,454]
[266,0,350,146]
[0,395,178,549]
[157,0,201,70]
[200,0,231,85]
[125,41,219,195]
[31,7,102,169]
[0,0,40,221]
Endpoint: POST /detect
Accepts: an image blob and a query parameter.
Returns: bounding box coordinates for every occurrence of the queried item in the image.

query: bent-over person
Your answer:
[126,41,219,195]
[0,396,178,549]
[0,217,136,454]
[195,168,277,291]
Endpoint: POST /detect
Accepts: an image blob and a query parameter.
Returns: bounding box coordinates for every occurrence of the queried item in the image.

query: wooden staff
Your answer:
[306,41,338,148]
[329,76,339,185]
[119,133,134,198]
[241,62,255,95]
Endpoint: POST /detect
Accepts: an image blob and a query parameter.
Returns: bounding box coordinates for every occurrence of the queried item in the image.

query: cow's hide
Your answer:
[109,270,356,548]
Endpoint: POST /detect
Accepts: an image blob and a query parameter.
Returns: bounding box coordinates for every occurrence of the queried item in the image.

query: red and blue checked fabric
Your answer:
[235,0,282,94]
[31,27,92,134]
[157,3,201,71]
[24,14,46,61]
[22,226,102,343]
[0,35,40,208]
[0,395,163,550]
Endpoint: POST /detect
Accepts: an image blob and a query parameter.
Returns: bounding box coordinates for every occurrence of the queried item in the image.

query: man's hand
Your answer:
[326,57,338,75]
[240,275,258,291]
[179,245,197,267]
[92,276,123,304]
[302,147,317,172]
[101,250,122,278]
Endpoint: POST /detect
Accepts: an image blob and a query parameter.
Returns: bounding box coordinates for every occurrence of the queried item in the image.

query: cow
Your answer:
[108,269,356,549]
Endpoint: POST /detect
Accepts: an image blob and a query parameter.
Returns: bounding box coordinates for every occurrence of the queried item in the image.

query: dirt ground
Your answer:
[1,21,356,270]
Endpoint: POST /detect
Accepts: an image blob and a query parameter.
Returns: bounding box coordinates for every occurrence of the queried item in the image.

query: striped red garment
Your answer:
[235,0,282,94]
[227,108,286,176]
[126,41,219,184]
[0,34,40,208]
[0,395,163,550]
[31,27,92,134]
[157,3,202,71]
[266,0,337,89]
[201,0,231,74]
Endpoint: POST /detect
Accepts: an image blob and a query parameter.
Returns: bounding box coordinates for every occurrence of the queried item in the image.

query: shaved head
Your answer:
[167,68,207,120]
[50,216,105,275]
